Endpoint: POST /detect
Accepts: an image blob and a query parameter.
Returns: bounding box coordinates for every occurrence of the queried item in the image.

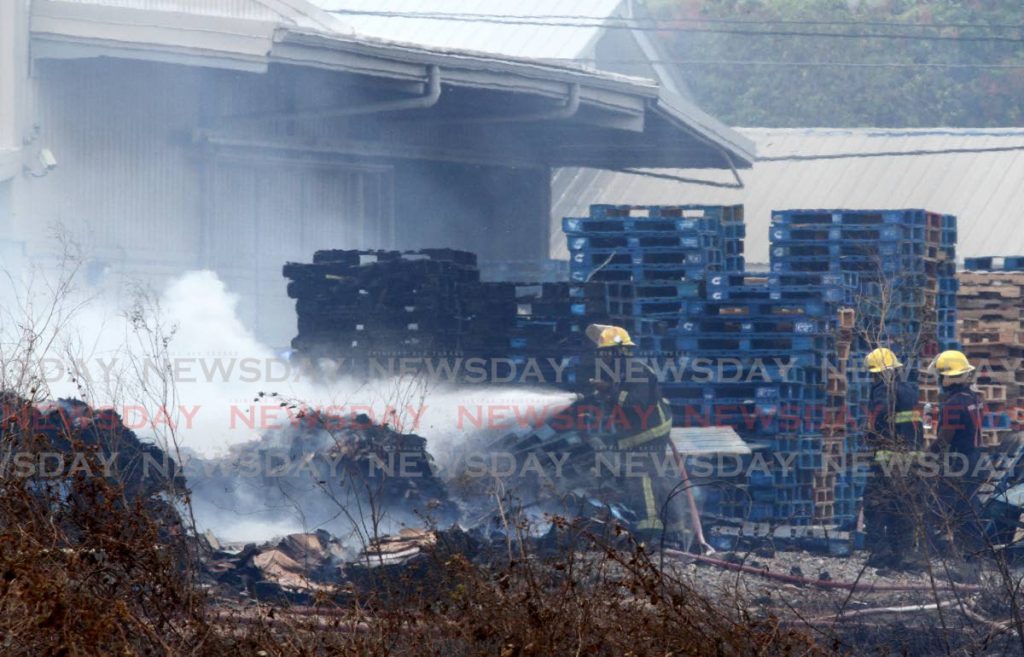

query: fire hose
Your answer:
[661,548,983,592]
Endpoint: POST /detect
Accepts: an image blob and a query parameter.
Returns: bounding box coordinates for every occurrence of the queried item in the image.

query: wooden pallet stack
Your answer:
[956,270,1024,447]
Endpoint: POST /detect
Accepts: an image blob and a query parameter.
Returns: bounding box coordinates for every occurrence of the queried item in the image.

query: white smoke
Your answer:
[3,266,576,540]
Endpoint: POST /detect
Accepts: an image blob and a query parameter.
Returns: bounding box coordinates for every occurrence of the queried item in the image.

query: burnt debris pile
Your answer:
[187,408,458,538]
[0,394,185,505]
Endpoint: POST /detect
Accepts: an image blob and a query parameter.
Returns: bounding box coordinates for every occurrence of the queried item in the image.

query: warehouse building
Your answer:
[0,0,753,344]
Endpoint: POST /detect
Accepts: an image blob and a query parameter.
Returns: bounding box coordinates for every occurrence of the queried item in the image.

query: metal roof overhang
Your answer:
[28,1,755,170]
[263,30,756,170]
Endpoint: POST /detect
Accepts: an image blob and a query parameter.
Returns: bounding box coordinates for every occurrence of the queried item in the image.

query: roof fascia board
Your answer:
[275,30,659,97]
[273,30,652,120]
[31,0,277,62]
[31,37,269,72]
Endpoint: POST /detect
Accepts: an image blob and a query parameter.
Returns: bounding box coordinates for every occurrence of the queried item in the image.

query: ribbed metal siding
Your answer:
[208,156,394,343]
[32,58,203,262]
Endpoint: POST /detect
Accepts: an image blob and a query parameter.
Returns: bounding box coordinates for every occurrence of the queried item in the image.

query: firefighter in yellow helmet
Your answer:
[928,350,985,550]
[861,347,924,569]
[583,324,678,540]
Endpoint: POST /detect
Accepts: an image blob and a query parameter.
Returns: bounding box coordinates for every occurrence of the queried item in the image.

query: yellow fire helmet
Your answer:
[585,324,636,349]
[865,347,903,373]
[930,350,975,377]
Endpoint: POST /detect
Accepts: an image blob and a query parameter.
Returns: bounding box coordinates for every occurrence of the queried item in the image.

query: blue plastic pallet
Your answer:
[682,298,830,318]
[605,297,698,316]
[770,256,925,276]
[566,234,716,251]
[569,262,712,283]
[589,203,743,222]
[964,256,1024,272]
[673,317,832,335]
[564,216,726,234]
[570,248,718,267]
[661,382,820,402]
[770,223,914,242]
[771,242,926,258]
[668,334,829,353]
[771,209,929,227]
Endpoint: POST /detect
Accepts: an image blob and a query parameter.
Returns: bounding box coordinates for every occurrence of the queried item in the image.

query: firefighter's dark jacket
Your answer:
[937,383,982,457]
[590,355,672,450]
[867,378,923,451]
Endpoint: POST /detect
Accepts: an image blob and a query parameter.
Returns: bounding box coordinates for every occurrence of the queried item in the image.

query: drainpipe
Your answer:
[429,83,580,125]
[224,65,442,127]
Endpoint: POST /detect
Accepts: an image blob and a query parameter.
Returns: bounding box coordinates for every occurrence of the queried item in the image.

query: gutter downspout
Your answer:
[225,65,441,126]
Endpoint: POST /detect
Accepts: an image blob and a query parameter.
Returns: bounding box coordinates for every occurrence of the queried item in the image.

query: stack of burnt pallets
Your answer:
[285,249,602,384]
[285,249,512,372]
[957,261,1024,447]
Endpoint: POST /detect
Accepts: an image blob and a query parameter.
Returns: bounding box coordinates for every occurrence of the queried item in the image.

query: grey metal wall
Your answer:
[24,58,396,346]
[393,161,550,262]
[18,58,551,347]
[206,154,394,342]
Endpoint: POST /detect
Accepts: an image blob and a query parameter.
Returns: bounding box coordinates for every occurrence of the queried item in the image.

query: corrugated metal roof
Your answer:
[309,0,623,61]
[53,0,349,32]
[552,127,1024,263]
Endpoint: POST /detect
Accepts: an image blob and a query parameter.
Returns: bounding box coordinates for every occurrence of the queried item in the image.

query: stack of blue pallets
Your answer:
[768,209,958,525]
[564,204,744,278]
[562,204,745,337]
[556,205,960,527]
[658,272,859,525]
[770,210,958,373]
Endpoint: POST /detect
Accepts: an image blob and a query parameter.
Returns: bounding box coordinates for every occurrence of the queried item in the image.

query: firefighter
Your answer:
[929,350,985,549]
[583,324,680,540]
[862,347,924,569]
